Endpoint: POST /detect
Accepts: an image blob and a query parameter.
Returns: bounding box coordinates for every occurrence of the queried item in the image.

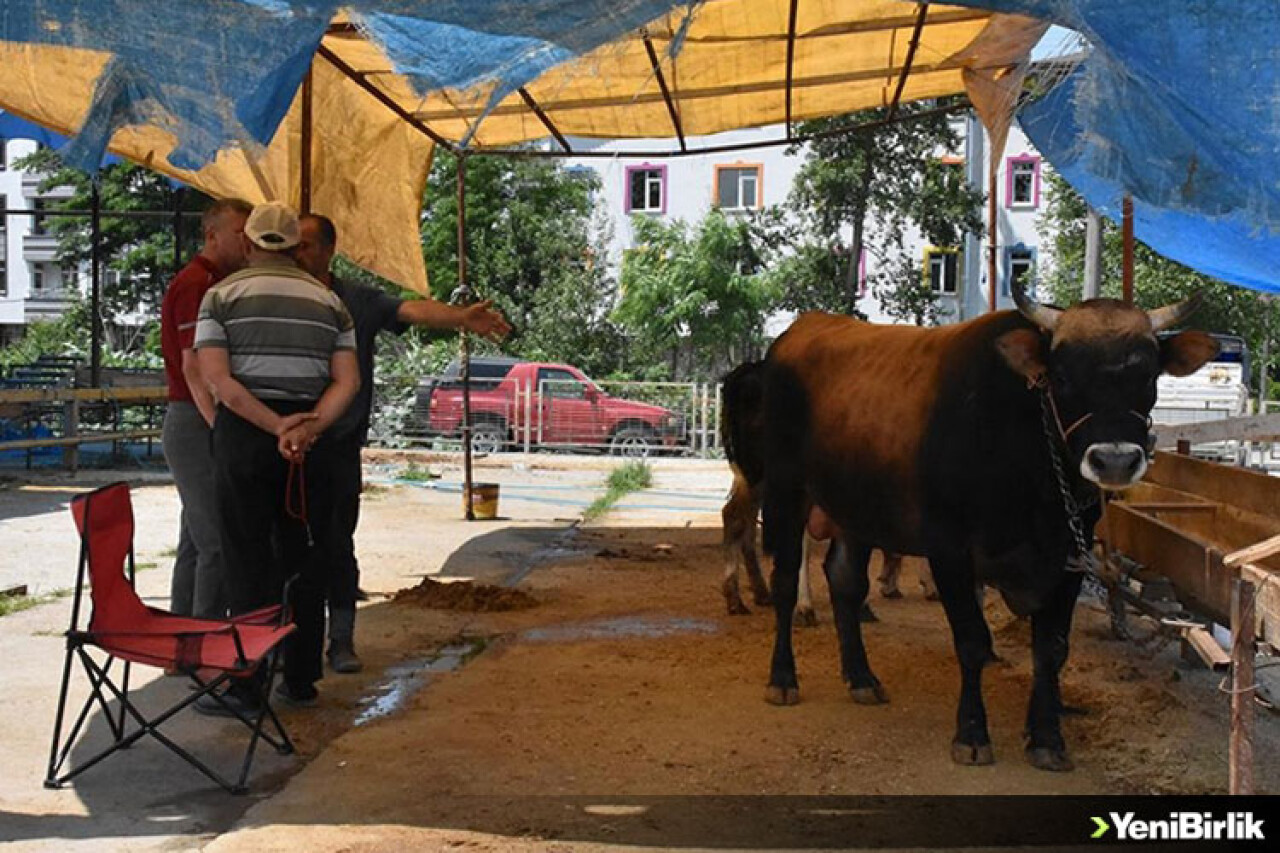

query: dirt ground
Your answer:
[2,454,1277,851]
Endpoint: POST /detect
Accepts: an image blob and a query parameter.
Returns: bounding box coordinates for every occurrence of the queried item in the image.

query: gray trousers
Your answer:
[162,401,227,618]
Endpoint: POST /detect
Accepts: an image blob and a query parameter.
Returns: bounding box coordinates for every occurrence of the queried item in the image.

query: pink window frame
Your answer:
[1005,155,1041,208]
[624,163,667,214]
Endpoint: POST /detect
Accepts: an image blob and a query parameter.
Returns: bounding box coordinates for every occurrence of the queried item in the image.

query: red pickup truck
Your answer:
[413,358,685,456]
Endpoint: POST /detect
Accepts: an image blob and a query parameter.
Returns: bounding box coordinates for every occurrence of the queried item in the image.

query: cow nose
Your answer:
[1082,443,1147,488]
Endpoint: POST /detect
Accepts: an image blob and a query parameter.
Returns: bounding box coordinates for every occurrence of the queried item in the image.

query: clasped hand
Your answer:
[275,412,320,462]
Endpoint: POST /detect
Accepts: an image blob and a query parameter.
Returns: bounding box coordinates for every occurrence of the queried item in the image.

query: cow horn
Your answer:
[1012,277,1062,331]
[1147,291,1204,332]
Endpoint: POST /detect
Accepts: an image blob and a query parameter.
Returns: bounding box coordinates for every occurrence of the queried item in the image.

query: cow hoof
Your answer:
[765,686,800,706]
[726,599,751,616]
[880,588,903,600]
[924,591,940,602]
[795,607,819,628]
[849,683,889,705]
[950,741,995,766]
[1026,746,1074,772]
[858,604,879,623]
[752,592,773,607]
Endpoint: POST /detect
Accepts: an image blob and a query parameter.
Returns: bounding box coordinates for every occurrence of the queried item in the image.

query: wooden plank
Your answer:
[0,584,28,598]
[1124,502,1217,513]
[1144,451,1280,522]
[0,385,167,404]
[1154,413,1280,447]
[1230,577,1256,795]
[1103,502,1233,624]
[1185,626,1231,671]
[0,428,161,452]
[1225,532,1280,568]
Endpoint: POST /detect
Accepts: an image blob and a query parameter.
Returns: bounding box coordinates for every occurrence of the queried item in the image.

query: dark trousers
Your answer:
[327,432,363,614]
[212,403,338,690]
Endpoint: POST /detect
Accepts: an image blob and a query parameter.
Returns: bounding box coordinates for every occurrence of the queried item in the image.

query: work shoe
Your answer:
[274,680,319,708]
[327,643,364,674]
[194,686,262,718]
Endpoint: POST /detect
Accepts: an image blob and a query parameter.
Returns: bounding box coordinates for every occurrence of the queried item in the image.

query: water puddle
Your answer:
[354,639,484,727]
[520,615,718,643]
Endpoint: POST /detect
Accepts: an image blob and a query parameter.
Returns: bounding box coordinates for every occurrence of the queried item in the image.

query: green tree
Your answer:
[1039,172,1280,393]
[419,155,622,375]
[776,101,985,317]
[13,148,207,353]
[614,210,780,380]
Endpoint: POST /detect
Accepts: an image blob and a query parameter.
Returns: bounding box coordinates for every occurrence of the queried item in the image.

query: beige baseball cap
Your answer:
[244,201,300,250]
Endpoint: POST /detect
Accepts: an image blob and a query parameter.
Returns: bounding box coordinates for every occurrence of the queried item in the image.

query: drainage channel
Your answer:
[354,638,486,727]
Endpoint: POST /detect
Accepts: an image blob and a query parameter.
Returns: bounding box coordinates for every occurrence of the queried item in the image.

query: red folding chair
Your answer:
[45,482,296,794]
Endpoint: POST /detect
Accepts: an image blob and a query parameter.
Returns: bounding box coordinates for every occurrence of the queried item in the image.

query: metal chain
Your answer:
[1037,387,1108,600]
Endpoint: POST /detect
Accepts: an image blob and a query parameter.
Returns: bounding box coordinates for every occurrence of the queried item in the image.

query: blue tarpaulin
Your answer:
[953,0,1280,295]
[0,1,687,171]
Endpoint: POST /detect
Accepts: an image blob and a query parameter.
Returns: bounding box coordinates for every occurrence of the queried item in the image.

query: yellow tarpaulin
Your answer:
[0,1,1044,295]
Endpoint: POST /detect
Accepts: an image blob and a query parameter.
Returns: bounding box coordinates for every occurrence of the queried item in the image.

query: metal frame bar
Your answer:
[784,0,800,138]
[315,44,456,151]
[642,31,686,152]
[886,3,930,121]
[517,87,572,153]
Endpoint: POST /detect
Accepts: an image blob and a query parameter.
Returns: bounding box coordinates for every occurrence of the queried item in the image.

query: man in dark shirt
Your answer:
[159,197,252,618]
[294,214,510,672]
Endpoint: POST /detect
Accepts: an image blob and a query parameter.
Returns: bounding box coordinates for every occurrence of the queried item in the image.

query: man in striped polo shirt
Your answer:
[195,201,359,710]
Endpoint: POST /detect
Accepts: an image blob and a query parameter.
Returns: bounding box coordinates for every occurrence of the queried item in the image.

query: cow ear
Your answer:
[996,328,1047,384]
[1160,330,1219,377]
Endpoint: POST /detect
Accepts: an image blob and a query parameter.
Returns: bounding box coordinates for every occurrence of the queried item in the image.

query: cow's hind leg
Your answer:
[930,550,996,765]
[720,476,762,614]
[1025,571,1084,772]
[825,539,886,704]
[877,551,904,598]
[795,534,818,627]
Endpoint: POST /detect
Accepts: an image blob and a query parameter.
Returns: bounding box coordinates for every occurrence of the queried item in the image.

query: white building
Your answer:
[563,112,1047,330]
[0,134,77,345]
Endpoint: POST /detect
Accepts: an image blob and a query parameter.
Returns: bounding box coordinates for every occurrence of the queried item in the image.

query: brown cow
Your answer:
[757,285,1217,771]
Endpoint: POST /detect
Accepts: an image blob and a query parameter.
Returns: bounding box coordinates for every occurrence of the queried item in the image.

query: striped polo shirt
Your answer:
[194,256,356,403]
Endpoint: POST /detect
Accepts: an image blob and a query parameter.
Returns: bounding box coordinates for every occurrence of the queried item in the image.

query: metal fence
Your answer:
[402,377,724,458]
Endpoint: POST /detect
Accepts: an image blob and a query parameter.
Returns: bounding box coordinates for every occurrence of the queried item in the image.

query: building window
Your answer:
[1006,155,1040,208]
[1004,245,1036,296]
[0,193,6,233]
[715,164,761,211]
[0,260,7,297]
[924,247,960,295]
[625,164,666,214]
[0,137,6,171]
[31,264,44,293]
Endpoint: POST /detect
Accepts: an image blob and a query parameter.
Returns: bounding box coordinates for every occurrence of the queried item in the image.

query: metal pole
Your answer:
[457,155,475,520]
[89,181,102,388]
[1083,205,1102,299]
[987,164,998,312]
[1229,576,1256,794]
[300,67,313,215]
[172,187,185,273]
[1121,195,1135,304]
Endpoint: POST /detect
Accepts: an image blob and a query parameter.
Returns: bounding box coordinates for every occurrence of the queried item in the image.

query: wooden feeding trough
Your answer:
[1100,450,1280,794]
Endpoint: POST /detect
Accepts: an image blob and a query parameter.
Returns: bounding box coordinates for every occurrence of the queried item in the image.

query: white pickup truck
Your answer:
[1151,334,1265,466]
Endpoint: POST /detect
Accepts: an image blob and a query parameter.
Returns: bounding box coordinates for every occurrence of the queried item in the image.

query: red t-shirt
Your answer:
[161,255,224,402]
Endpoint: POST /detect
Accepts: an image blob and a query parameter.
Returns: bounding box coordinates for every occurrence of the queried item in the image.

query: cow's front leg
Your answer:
[1025,571,1084,771]
[930,551,995,765]
[765,528,803,706]
[825,539,886,704]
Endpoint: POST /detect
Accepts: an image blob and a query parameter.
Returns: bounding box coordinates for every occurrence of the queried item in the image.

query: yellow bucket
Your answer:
[464,482,501,520]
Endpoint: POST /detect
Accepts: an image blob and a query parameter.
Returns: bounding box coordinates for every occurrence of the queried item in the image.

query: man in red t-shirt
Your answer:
[160,198,252,617]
